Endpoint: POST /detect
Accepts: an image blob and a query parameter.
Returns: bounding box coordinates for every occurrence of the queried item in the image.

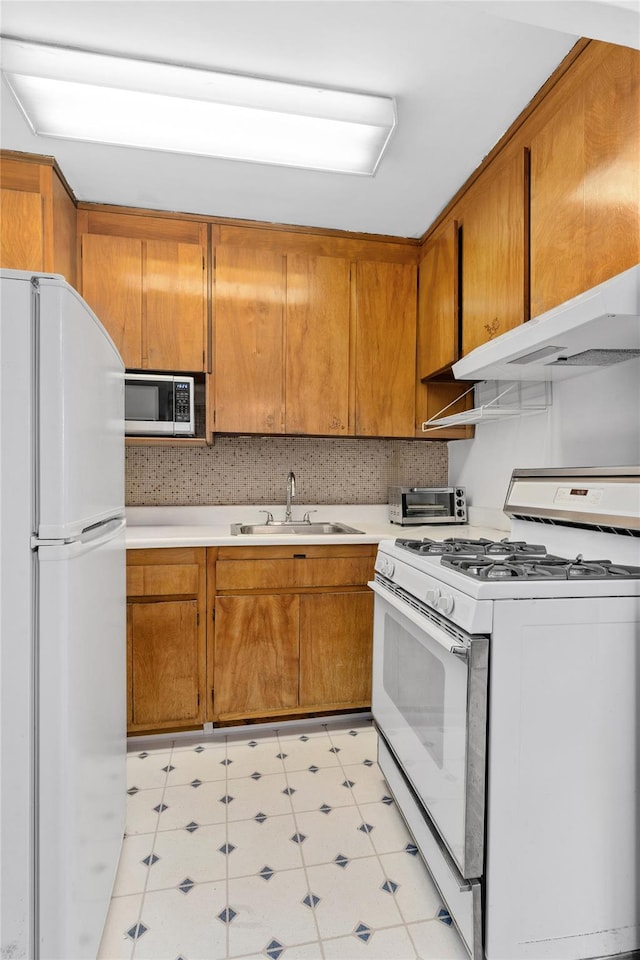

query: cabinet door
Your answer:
[214,595,299,718]
[417,221,459,378]
[145,240,206,371]
[81,233,143,368]
[129,599,200,725]
[530,44,639,317]
[214,246,285,433]
[0,188,44,271]
[461,149,528,356]
[299,591,373,708]
[355,260,417,437]
[285,255,351,435]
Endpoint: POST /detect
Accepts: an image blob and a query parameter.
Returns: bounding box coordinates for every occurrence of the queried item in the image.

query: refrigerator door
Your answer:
[37,518,126,960]
[36,276,124,540]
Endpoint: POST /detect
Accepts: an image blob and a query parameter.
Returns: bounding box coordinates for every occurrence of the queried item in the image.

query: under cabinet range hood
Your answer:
[453,264,640,382]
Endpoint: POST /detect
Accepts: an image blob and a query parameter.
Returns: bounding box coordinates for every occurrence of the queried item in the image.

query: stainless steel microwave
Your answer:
[388,486,467,525]
[124,373,195,437]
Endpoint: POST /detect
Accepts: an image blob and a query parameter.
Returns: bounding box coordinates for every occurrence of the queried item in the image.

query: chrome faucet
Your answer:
[285,471,296,522]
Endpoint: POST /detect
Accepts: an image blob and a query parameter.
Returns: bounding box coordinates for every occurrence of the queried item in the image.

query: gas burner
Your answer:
[442,555,640,581]
[396,537,548,557]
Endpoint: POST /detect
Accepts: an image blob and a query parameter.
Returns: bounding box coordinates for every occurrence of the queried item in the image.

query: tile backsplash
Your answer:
[126,437,448,506]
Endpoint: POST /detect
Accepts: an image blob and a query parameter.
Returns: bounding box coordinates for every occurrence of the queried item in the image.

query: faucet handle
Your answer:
[302,510,318,524]
[259,510,274,524]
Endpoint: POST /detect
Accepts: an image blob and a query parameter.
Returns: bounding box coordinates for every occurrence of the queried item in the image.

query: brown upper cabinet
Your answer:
[416,41,638,370]
[78,209,207,372]
[354,259,417,437]
[529,42,640,318]
[212,226,418,438]
[459,147,529,357]
[285,253,351,436]
[0,154,77,286]
[214,242,353,436]
[417,220,459,379]
[213,243,287,433]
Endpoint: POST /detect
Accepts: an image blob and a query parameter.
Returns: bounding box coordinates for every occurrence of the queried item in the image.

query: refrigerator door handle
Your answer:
[33,517,126,553]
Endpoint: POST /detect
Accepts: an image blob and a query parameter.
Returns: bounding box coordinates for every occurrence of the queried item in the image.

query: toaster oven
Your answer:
[388,486,467,525]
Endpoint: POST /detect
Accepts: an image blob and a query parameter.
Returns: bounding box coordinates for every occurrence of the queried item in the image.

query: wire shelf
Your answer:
[422,380,552,431]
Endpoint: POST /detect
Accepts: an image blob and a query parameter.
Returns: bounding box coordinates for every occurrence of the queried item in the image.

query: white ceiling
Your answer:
[0,1,637,238]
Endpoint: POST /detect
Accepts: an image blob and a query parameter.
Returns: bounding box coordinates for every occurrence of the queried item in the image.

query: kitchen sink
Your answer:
[230,521,364,536]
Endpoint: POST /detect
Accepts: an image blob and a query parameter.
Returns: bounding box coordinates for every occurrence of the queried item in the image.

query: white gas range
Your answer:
[370,467,640,960]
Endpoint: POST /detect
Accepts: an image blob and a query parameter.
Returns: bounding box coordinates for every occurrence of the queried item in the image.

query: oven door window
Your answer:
[372,590,485,878]
[383,617,446,768]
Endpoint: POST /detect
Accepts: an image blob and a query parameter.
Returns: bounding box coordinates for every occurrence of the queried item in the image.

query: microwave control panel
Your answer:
[174,380,192,422]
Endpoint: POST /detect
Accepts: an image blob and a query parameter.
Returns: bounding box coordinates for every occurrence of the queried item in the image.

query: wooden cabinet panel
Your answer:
[216,555,375,592]
[285,255,351,435]
[127,547,206,733]
[293,557,375,589]
[214,245,285,433]
[584,45,640,286]
[80,214,207,375]
[355,260,417,437]
[81,233,143,367]
[126,563,200,597]
[216,559,295,592]
[299,591,373,707]
[417,220,459,378]
[130,600,200,725]
[461,149,528,355]
[145,240,205,371]
[214,594,299,717]
[0,188,44,270]
[210,545,376,722]
[531,43,640,317]
[530,89,585,319]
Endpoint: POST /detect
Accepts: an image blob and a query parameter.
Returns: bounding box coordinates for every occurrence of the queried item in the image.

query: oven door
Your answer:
[370,579,488,879]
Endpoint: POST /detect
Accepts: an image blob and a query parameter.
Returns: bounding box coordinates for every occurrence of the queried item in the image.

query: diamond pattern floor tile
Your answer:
[102,720,468,960]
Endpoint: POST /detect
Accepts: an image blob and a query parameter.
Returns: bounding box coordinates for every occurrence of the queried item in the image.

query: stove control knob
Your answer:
[426,587,440,606]
[436,592,454,615]
[379,557,395,578]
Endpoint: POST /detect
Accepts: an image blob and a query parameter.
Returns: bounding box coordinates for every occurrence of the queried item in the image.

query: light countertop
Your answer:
[126,504,510,549]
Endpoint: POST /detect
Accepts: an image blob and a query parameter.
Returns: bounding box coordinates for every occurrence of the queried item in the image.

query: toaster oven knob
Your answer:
[436,592,454,615]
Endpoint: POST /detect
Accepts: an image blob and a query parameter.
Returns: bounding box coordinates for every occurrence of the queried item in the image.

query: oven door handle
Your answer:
[369,580,470,658]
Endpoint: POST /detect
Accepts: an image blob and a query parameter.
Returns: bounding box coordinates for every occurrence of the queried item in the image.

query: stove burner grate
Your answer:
[442,555,640,581]
[396,536,548,557]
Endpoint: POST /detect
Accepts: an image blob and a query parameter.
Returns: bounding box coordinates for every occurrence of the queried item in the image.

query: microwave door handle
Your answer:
[369,580,471,659]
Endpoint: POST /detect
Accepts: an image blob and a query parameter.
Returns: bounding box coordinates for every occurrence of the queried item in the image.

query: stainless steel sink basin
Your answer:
[230,521,364,536]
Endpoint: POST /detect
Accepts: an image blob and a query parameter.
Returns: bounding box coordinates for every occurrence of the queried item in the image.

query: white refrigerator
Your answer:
[0,270,126,959]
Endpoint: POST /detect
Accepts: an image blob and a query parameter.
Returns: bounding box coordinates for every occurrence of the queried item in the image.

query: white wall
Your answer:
[448,360,640,513]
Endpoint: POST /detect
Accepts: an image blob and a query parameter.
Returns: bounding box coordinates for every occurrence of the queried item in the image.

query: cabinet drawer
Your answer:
[294,557,374,588]
[216,556,375,592]
[216,559,295,591]
[127,563,200,597]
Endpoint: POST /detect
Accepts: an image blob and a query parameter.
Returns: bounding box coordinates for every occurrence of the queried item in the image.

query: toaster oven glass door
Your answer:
[403,489,453,519]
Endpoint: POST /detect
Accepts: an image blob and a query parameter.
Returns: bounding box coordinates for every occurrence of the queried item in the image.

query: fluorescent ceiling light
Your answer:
[0,38,396,175]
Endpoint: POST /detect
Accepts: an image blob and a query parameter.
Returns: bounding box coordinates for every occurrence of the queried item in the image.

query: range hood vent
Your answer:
[453,264,640,382]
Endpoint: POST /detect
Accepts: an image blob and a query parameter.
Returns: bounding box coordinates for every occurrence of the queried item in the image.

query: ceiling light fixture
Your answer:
[0,37,397,175]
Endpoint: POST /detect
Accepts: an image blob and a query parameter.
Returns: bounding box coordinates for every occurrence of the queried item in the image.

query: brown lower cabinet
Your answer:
[210,544,376,724]
[126,547,207,734]
[126,543,376,733]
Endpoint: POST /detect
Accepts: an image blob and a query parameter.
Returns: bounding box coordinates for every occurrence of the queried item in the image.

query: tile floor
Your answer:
[98,718,467,960]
